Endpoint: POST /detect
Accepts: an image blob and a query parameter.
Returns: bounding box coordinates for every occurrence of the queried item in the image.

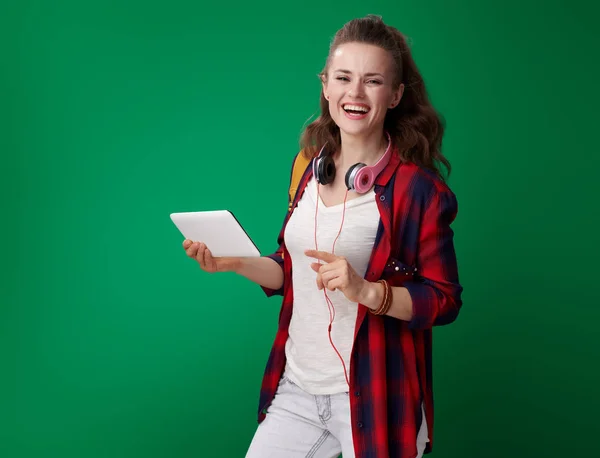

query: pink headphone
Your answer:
[312,131,392,193]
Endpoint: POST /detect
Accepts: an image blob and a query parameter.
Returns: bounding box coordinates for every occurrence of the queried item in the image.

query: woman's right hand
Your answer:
[182,239,240,273]
[182,239,284,290]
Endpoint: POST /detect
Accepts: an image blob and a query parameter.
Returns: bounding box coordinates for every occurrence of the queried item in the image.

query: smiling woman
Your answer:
[183,14,462,458]
[242,15,461,458]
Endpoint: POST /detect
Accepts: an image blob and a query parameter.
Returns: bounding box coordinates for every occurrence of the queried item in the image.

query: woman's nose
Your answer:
[348,83,365,98]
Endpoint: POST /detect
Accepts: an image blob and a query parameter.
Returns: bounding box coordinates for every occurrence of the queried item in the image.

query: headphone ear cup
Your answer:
[345,163,365,191]
[312,156,320,183]
[317,155,336,185]
[353,166,375,193]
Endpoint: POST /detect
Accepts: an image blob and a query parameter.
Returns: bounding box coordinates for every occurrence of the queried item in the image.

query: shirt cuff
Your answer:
[403,281,438,329]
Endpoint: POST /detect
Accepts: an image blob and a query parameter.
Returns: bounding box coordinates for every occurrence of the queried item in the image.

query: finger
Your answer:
[202,245,215,270]
[321,270,340,286]
[304,249,338,263]
[316,272,324,290]
[327,277,343,291]
[186,242,199,257]
[182,239,192,249]
[195,243,206,265]
[311,262,335,273]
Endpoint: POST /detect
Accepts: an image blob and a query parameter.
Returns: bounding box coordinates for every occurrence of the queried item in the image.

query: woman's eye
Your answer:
[334,76,381,84]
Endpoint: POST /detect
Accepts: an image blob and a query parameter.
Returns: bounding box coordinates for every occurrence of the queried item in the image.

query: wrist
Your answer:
[223,257,243,273]
[359,280,385,310]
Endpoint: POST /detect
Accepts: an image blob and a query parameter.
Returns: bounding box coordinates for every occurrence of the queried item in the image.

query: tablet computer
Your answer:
[170,210,261,257]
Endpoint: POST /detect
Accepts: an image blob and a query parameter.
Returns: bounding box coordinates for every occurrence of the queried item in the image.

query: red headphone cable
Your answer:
[314,182,350,388]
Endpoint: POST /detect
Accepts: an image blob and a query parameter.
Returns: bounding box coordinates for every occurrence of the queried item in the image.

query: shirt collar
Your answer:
[374,143,402,189]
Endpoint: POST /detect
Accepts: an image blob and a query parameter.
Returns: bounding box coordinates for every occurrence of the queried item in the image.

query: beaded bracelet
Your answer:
[369,279,392,315]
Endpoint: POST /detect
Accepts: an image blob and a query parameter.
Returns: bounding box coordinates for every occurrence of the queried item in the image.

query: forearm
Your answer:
[359,278,461,327]
[359,281,413,321]
[233,256,284,291]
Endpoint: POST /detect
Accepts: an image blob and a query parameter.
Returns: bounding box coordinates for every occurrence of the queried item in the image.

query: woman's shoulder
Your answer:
[397,161,455,194]
[393,161,458,213]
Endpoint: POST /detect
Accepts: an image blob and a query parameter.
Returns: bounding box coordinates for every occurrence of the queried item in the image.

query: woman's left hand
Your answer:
[305,249,370,304]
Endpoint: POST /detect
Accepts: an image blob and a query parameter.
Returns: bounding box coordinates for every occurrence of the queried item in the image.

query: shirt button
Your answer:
[354,391,360,397]
[379,195,385,201]
[357,422,364,428]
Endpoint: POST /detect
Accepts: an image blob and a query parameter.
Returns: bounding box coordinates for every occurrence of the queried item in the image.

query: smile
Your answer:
[342,103,370,120]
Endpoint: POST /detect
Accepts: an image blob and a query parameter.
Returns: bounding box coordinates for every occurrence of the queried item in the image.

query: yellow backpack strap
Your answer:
[288,151,311,212]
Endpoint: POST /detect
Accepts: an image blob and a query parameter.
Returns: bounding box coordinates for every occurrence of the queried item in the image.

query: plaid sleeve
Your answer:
[405,188,463,329]
[260,248,285,297]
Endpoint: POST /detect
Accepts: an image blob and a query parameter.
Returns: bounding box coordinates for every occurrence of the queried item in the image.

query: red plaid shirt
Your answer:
[258,146,463,457]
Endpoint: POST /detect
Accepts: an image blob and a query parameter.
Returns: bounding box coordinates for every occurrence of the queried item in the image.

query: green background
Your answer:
[2,0,598,457]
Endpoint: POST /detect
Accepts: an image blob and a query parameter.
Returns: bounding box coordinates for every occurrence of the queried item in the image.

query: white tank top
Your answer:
[282,176,380,395]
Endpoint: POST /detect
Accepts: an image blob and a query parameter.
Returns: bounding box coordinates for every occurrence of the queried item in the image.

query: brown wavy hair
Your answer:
[299,15,451,180]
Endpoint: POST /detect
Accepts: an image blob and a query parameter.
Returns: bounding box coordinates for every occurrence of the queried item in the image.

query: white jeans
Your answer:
[245,375,429,458]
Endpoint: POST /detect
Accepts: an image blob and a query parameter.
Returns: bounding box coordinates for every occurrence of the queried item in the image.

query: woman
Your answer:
[183,15,462,458]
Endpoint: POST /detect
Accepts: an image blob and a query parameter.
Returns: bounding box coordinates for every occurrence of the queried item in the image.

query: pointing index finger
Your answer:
[304,249,337,263]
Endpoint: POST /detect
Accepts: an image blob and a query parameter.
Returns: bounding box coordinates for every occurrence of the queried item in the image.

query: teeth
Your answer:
[343,104,369,112]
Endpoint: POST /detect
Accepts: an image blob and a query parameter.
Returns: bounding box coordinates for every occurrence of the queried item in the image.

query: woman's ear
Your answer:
[390,83,405,108]
[321,80,329,100]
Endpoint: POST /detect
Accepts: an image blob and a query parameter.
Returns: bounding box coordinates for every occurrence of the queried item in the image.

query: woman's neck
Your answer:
[338,130,387,168]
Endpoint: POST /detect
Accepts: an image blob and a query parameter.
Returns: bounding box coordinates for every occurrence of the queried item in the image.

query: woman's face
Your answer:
[322,42,404,139]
